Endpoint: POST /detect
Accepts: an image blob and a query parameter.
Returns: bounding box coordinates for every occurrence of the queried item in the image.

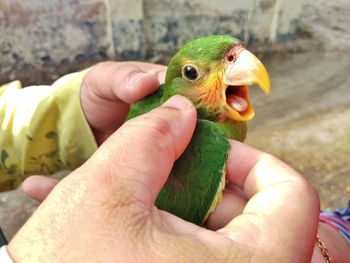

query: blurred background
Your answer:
[1,0,349,240]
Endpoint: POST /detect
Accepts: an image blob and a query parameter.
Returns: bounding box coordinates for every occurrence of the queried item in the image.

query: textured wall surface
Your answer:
[0,0,304,84]
[0,0,112,84]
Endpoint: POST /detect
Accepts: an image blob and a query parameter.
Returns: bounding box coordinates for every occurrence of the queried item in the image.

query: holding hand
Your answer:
[13,93,319,262]
[80,61,166,145]
[22,61,166,200]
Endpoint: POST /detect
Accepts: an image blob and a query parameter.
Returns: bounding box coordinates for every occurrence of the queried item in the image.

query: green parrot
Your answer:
[127,35,270,225]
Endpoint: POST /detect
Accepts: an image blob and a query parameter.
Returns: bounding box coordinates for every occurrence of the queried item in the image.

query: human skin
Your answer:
[312,222,350,262]
[79,61,167,145]
[8,93,320,262]
[17,62,349,262]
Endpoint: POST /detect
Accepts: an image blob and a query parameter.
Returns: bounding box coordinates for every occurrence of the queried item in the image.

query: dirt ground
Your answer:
[246,0,350,210]
[1,0,350,241]
[248,47,350,210]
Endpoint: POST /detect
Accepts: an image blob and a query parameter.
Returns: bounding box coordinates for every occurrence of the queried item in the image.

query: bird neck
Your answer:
[215,120,247,142]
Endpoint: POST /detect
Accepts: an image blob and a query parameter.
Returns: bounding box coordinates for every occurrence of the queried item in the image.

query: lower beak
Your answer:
[223,49,271,121]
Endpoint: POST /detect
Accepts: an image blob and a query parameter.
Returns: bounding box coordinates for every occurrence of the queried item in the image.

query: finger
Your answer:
[205,142,270,230]
[225,140,265,192]
[128,61,166,84]
[22,176,59,202]
[226,140,306,197]
[83,61,166,104]
[81,62,167,134]
[85,95,197,207]
[205,187,247,230]
[220,140,320,261]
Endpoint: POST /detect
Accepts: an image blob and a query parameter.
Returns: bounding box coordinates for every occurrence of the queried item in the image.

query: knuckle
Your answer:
[125,109,177,157]
[259,153,320,205]
[294,177,319,202]
[144,112,173,140]
[143,116,173,155]
[93,61,116,73]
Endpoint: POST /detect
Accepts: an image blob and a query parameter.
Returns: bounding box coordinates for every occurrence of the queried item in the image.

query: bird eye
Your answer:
[227,54,235,62]
[182,65,199,81]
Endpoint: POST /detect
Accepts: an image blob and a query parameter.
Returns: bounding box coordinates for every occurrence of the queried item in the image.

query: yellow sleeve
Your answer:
[0,70,98,191]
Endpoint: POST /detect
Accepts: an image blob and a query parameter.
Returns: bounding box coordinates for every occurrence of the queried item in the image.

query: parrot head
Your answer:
[162,35,270,122]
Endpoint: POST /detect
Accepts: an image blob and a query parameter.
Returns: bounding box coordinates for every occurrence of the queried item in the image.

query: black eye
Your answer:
[182,65,198,80]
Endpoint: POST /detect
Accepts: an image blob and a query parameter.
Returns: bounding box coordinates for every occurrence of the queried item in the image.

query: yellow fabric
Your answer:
[0,70,97,191]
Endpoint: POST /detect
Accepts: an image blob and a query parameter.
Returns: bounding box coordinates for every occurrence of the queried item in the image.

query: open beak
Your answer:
[223,49,270,121]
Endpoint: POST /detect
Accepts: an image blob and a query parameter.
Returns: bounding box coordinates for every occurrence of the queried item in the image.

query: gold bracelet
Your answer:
[316,234,332,263]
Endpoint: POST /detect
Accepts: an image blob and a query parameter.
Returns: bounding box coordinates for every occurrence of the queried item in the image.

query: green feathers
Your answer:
[127,83,234,225]
[128,96,231,225]
[127,85,164,118]
[164,35,240,91]
[156,120,230,225]
[126,35,251,225]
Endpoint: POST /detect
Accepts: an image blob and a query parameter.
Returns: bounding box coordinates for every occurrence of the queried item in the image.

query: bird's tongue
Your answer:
[227,95,248,112]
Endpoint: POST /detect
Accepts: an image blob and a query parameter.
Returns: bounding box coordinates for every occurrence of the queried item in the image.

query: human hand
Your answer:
[20,61,166,201]
[80,61,166,145]
[13,96,319,262]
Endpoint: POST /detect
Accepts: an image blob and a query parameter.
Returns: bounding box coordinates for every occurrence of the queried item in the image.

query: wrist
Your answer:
[312,222,350,262]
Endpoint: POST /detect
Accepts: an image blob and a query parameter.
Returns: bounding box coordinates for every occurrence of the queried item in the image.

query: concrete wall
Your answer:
[0,0,304,85]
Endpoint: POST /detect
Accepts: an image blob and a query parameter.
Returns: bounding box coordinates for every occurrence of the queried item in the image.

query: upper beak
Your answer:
[222,49,270,122]
[224,50,270,95]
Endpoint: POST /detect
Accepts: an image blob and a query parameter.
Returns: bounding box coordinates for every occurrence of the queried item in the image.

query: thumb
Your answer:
[86,95,197,207]
[80,62,166,144]
[22,176,59,202]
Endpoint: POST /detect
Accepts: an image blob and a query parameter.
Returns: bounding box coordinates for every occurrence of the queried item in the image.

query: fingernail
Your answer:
[162,95,193,110]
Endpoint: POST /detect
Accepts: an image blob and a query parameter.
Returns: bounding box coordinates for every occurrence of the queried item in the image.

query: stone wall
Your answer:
[0,0,304,85]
